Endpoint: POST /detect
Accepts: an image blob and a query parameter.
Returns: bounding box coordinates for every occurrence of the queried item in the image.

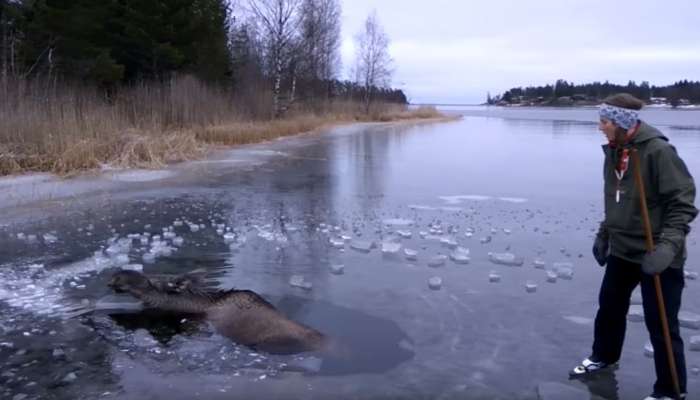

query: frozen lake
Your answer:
[1,107,700,399]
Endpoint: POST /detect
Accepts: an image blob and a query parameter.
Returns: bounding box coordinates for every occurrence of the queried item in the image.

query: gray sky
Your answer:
[339,0,700,104]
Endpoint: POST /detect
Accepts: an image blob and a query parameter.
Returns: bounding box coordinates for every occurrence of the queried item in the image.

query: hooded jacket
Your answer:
[597,121,698,266]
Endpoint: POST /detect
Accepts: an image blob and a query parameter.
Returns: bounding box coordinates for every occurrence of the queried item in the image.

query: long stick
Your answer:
[631,148,682,400]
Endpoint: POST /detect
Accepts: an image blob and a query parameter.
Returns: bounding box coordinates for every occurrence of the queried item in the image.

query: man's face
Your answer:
[599,118,617,142]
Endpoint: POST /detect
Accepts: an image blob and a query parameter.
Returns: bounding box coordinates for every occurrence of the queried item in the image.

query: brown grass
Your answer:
[0,77,444,177]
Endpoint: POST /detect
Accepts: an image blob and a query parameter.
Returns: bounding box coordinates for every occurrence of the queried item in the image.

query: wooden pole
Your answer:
[631,148,682,400]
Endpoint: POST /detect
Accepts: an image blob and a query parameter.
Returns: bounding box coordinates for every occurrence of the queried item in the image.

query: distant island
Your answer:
[488,79,700,108]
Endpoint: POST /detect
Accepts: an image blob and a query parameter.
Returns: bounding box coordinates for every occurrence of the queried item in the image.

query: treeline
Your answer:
[0,0,406,118]
[491,79,700,107]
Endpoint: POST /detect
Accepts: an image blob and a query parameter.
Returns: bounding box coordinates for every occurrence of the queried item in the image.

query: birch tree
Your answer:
[248,0,301,117]
[354,11,392,114]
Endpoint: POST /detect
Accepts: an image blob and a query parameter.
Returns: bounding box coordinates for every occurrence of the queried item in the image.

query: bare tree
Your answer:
[353,11,392,114]
[298,0,340,96]
[247,0,301,118]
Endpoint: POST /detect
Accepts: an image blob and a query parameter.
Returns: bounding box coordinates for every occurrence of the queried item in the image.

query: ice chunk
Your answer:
[110,254,130,267]
[503,228,512,235]
[350,240,374,253]
[329,238,345,249]
[690,335,700,351]
[679,311,700,329]
[644,341,654,358]
[142,252,156,263]
[428,277,442,290]
[404,248,418,261]
[464,231,473,238]
[440,237,458,249]
[172,237,184,247]
[525,281,537,293]
[533,259,546,269]
[381,242,402,255]
[289,275,312,290]
[553,262,574,280]
[223,233,236,243]
[43,233,58,244]
[692,366,700,376]
[627,305,644,322]
[488,272,501,283]
[488,252,524,267]
[428,255,448,268]
[685,270,698,280]
[449,247,470,264]
[480,236,492,244]
[330,264,345,275]
[563,316,593,326]
[546,271,557,283]
[396,230,412,239]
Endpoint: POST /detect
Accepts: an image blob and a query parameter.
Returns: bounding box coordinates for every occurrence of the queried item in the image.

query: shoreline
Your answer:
[0,115,458,219]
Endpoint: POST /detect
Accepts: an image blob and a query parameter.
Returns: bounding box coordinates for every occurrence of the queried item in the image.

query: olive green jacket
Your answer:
[597,121,698,266]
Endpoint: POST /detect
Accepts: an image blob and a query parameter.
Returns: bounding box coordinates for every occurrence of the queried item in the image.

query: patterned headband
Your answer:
[599,104,639,130]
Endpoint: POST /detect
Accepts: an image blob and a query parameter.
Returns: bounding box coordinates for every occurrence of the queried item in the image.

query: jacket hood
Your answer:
[632,121,668,144]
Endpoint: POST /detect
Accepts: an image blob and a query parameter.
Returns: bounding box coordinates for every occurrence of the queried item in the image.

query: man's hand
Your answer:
[592,236,609,267]
[641,241,677,275]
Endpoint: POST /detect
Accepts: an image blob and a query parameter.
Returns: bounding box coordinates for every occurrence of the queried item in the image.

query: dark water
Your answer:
[1,107,699,399]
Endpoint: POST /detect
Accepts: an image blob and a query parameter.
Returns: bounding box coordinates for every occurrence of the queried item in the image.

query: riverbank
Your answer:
[0,75,443,177]
[0,103,445,177]
[0,115,458,218]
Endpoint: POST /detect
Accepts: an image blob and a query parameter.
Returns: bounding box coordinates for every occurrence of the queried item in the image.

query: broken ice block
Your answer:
[43,233,58,244]
[553,262,574,280]
[428,277,442,290]
[350,240,374,253]
[627,305,644,322]
[330,264,345,275]
[449,247,470,264]
[488,252,524,267]
[525,281,537,293]
[679,311,700,329]
[488,272,501,283]
[685,270,698,280]
[546,271,557,283]
[329,238,345,249]
[289,275,312,290]
[428,255,448,268]
[440,237,458,249]
[690,335,700,351]
[644,341,654,358]
[381,242,402,255]
[396,230,412,239]
[404,248,418,261]
[480,236,492,244]
[533,259,546,269]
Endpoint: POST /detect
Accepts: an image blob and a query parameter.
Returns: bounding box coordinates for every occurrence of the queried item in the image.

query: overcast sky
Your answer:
[338,0,700,104]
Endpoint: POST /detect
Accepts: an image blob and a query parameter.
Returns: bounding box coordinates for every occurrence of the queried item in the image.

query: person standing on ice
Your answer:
[570,93,697,400]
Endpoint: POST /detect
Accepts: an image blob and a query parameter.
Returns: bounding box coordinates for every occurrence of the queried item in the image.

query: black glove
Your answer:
[641,241,677,275]
[592,236,609,267]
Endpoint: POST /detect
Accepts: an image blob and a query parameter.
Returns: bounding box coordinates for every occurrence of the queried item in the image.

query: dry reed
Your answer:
[0,77,443,176]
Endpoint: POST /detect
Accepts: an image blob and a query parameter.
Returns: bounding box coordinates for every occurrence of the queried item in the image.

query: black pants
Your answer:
[592,256,686,396]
